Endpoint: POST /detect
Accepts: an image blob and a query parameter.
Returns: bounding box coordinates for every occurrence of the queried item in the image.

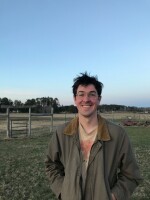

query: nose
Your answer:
[82,94,90,101]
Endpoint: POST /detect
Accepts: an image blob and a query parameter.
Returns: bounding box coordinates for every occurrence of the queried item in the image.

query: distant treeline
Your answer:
[0,97,149,113]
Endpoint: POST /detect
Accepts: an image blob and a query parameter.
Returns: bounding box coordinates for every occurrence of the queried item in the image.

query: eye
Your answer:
[90,93,96,97]
[89,93,97,98]
[77,93,84,97]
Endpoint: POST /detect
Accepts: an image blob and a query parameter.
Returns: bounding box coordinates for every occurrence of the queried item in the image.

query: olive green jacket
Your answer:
[45,115,142,200]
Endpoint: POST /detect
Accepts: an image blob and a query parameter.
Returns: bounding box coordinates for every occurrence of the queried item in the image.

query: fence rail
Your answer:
[0,110,150,139]
[0,106,54,138]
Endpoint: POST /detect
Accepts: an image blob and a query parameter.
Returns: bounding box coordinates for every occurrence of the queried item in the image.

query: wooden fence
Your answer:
[0,106,53,138]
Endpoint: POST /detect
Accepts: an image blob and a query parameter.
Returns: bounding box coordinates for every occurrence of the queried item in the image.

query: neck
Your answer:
[78,113,98,134]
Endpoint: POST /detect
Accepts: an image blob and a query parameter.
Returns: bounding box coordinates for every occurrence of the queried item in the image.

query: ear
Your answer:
[98,96,102,103]
[73,95,76,103]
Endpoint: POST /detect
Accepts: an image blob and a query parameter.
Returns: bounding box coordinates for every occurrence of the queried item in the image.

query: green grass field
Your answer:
[0,127,150,200]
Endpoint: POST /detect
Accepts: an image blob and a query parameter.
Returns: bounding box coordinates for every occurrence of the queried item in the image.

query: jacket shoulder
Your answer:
[105,119,127,139]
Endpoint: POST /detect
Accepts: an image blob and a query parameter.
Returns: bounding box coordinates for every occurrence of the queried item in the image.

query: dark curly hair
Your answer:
[72,72,103,97]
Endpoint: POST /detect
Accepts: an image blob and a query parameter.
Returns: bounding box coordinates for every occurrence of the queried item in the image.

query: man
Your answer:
[45,72,142,200]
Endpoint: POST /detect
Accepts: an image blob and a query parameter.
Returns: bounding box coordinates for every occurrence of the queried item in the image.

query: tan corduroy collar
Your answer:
[64,114,111,141]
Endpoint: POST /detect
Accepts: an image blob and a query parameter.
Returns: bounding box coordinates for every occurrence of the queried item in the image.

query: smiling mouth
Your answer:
[82,105,92,107]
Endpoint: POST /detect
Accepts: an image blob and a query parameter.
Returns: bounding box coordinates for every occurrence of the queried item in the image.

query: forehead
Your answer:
[77,84,96,92]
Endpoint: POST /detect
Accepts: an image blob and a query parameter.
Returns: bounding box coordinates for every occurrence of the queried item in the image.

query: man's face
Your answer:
[74,84,101,118]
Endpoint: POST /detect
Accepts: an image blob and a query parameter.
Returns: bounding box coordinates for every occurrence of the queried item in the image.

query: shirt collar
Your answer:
[64,114,111,141]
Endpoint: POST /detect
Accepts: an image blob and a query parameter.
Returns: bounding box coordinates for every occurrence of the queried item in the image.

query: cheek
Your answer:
[75,100,82,106]
[94,99,100,107]
[74,97,80,105]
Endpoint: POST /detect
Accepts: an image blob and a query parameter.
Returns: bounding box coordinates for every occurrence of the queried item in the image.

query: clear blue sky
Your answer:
[0,0,150,107]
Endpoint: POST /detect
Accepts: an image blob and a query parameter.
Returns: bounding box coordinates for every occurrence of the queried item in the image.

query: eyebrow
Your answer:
[77,91,97,93]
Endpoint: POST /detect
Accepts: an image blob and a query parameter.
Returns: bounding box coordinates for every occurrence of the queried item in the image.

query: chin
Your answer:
[80,111,95,118]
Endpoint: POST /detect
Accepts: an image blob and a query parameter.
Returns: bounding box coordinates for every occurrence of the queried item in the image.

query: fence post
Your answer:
[6,107,10,138]
[10,119,12,138]
[51,107,53,132]
[28,107,31,136]
[64,112,67,123]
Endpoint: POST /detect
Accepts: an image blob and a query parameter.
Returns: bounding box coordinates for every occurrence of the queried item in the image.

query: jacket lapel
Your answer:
[64,115,111,142]
[88,141,103,166]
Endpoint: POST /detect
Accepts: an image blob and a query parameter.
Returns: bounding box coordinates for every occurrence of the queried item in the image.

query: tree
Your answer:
[24,99,36,106]
[52,98,60,113]
[1,97,13,105]
[13,100,23,107]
